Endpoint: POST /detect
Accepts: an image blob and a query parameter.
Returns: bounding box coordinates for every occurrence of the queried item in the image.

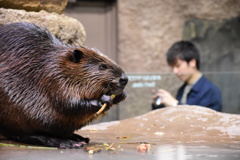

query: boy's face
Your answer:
[171,58,196,83]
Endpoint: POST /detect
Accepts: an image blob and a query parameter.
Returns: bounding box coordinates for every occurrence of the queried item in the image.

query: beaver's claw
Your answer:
[100,94,113,107]
[113,91,127,104]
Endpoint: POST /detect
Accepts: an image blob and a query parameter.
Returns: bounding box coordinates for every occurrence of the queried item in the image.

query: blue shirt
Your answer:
[176,75,222,112]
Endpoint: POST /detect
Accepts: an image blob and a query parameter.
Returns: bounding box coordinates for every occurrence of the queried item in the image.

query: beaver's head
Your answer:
[59,47,128,100]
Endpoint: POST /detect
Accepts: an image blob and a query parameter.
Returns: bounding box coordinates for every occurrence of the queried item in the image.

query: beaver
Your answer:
[0,22,128,149]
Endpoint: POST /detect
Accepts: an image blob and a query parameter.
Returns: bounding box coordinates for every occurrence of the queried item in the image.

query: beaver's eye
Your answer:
[99,64,108,70]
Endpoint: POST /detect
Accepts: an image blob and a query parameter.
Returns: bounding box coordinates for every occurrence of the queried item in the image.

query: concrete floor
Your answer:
[1,106,240,160]
[1,138,240,160]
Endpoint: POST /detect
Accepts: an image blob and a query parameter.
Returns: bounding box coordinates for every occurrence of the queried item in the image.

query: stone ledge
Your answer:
[0,0,68,14]
[0,8,86,46]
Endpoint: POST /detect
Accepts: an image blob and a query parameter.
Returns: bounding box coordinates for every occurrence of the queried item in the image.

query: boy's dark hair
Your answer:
[166,41,200,70]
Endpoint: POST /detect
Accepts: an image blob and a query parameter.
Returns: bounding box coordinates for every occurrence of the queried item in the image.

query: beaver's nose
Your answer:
[119,73,128,86]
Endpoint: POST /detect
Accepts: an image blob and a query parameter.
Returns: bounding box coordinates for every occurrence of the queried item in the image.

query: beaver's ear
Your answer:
[71,49,83,63]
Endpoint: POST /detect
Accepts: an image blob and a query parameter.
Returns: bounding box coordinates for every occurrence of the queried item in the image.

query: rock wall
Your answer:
[117,0,240,73]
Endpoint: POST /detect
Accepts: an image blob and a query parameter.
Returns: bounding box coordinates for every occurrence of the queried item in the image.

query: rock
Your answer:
[80,105,240,143]
[0,8,86,46]
[0,0,68,14]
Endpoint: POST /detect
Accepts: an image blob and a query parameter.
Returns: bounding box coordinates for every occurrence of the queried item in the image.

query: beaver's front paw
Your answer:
[100,94,113,108]
[113,91,127,104]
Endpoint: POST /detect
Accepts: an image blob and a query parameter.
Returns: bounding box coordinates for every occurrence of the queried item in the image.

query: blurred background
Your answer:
[1,0,239,123]
[64,0,240,123]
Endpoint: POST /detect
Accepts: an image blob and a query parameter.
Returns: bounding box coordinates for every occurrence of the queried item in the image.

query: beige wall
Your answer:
[117,0,240,73]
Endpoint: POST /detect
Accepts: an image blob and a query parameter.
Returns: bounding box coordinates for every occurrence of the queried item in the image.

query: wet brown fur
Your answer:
[0,22,128,146]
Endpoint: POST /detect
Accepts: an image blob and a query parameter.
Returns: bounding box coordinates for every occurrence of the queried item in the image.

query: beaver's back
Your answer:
[0,22,128,140]
[0,23,73,136]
